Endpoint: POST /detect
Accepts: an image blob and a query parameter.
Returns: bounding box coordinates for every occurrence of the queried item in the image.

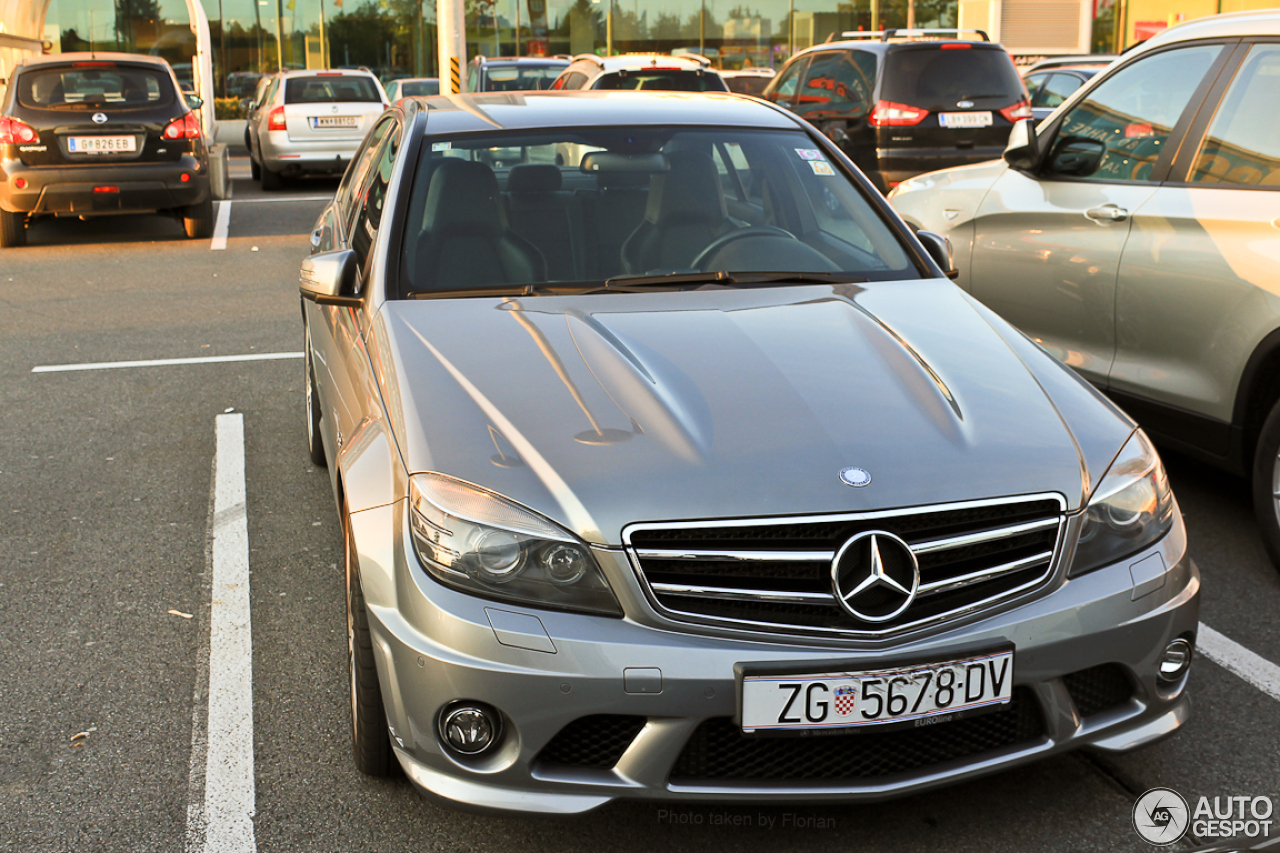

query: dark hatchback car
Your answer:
[0,52,213,247]
[763,29,1030,192]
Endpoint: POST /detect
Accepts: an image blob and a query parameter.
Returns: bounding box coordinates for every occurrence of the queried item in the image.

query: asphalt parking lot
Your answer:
[1,158,1277,853]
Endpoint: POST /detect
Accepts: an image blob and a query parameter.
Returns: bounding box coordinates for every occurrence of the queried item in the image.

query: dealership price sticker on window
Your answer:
[739,648,1013,733]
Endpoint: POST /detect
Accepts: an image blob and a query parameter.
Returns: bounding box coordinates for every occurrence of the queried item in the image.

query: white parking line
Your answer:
[1198,623,1280,702]
[32,352,302,373]
[229,196,334,203]
[188,413,258,853]
[211,201,232,251]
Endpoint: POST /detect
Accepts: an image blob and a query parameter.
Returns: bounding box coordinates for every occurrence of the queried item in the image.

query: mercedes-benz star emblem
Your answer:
[831,531,919,622]
[839,467,872,488]
[92,112,108,124]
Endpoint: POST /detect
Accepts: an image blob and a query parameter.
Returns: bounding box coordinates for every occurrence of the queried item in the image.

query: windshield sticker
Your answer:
[431,141,452,151]
[810,160,835,176]
[796,148,825,161]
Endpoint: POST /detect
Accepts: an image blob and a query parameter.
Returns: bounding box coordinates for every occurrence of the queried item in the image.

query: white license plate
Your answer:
[311,116,359,128]
[68,135,136,153]
[740,649,1013,733]
[939,111,993,128]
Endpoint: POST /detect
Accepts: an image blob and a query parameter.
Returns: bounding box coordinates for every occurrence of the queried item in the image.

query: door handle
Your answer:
[1085,205,1129,223]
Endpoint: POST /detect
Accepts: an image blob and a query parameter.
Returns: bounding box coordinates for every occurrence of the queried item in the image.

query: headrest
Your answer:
[423,159,506,237]
[644,149,727,224]
[507,163,562,194]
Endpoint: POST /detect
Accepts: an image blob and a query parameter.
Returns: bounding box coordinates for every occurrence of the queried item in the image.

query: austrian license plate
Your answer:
[939,111,993,128]
[68,135,136,153]
[739,648,1013,733]
[311,116,359,128]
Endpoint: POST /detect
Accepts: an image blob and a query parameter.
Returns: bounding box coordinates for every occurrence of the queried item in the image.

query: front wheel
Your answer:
[1252,398,1280,572]
[345,504,394,776]
[0,208,26,248]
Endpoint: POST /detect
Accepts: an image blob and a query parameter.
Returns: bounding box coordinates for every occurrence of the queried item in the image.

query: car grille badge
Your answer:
[957,100,974,108]
[839,467,872,488]
[92,112,108,124]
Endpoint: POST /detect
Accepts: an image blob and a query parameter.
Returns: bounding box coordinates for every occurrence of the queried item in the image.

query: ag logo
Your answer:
[1133,787,1190,845]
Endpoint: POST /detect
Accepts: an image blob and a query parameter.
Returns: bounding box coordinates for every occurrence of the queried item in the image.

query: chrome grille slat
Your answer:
[625,495,1065,637]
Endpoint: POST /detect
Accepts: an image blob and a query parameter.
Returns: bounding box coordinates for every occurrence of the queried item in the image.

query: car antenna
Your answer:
[88,10,96,58]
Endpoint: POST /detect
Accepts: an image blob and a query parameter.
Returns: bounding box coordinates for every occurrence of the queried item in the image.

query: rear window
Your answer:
[480,64,566,91]
[594,70,727,92]
[285,76,382,104]
[15,65,176,110]
[399,80,440,97]
[882,46,1024,107]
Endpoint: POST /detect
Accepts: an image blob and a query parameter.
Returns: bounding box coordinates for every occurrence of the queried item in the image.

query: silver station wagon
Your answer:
[299,91,1199,814]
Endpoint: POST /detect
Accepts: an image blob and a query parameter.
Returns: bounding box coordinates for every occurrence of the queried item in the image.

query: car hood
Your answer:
[373,280,1132,544]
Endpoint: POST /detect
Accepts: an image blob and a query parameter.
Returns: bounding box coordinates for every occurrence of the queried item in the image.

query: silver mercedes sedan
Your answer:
[299,91,1199,814]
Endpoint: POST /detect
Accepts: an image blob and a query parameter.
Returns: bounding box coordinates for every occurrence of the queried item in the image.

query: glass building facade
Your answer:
[38,0,958,97]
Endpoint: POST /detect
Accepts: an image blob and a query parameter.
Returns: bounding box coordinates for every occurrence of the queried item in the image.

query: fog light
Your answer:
[439,703,501,755]
[1158,638,1192,683]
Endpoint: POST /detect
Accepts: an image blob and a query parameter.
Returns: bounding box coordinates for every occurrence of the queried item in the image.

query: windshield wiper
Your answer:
[408,284,563,299]
[603,270,866,289]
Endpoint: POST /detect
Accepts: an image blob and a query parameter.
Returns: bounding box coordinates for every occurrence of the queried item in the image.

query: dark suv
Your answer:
[763,29,1030,192]
[0,52,213,247]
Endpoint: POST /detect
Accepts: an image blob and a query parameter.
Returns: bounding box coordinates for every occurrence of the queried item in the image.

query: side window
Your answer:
[1189,44,1280,187]
[350,123,402,268]
[1051,45,1221,182]
[337,118,396,236]
[467,66,479,92]
[768,58,807,106]
[1038,72,1085,109]
[565,72,589,89]
[796,52,854,115]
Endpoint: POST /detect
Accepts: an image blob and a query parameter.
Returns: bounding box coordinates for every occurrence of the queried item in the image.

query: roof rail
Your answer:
[826,28,991,43]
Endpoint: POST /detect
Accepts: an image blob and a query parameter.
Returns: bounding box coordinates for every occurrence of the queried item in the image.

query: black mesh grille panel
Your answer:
[1063,663,1133,718]
[535,715,647,768]
[670,687,1044,782]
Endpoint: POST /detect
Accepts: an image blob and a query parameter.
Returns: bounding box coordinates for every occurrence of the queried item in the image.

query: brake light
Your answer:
[0,117,38,145]
[93,186,120,193]
[999,99,1033,123]
[940,43,972,49]
[163,112,201,140]
[268,106,287,131]
[72,61,116,68]
[870,100,929,127]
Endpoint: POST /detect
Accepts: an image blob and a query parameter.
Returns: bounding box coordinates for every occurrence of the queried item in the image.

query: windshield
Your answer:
[399,127,914,297]
[16,65,176,110]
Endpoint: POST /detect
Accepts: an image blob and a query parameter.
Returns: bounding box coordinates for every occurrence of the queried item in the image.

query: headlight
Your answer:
[408,473,622,616]
[1069,430,1175,577]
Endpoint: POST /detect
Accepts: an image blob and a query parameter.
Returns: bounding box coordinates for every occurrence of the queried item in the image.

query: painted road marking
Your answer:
[187,413,257,853]
[211,201,232,251]
[1198,623,1280,703]
[32,352,302,373]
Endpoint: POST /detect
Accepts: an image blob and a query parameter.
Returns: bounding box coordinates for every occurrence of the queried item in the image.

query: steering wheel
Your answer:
[691,225,798,270]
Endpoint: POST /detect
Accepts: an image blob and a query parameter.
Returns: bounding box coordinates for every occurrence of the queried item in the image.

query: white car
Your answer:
[246,69,388,190]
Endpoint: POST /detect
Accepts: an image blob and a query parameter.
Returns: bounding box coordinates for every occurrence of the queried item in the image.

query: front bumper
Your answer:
[353,499,1199,814]
[0,155,209,215]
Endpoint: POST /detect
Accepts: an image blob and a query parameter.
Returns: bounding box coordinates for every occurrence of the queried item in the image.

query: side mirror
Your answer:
[186,94,204,110]
[1002,119,1039,172]
[1047,137,1106,177]
[916,230,959,280]
[240,97,253,111]
[300,249,362,305]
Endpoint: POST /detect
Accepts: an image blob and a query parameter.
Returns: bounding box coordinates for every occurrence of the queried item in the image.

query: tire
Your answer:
[345,504,394,776]
[260,164,283,191]
[250,155,261,181]
[1252,398,1280,571]
[183,195,215,239]
[305,329,327,467]
[0,209,26,248]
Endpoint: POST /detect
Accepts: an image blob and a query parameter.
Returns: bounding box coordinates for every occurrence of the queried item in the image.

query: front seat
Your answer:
[621,149,736,274]
[413,159,545,291]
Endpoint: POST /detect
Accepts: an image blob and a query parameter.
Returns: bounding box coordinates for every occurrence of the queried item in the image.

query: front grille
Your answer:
[1063,663,1133,718]
[535,715,647,768]
[625,496,1064,636]
[670,687,1044,782]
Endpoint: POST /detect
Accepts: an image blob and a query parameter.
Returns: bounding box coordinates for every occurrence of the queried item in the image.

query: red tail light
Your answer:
[999,99,1033,123]
[163,112,201,140]
[268,106,287,131]
[870,100,929,127]
[0,116,38,145]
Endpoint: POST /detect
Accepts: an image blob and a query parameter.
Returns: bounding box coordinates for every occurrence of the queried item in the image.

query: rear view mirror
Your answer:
[300,250,362,305]
[1047,137,1107,177]
[1002,120,1039,172]
[580,151,670,174]
[916,230,959,280]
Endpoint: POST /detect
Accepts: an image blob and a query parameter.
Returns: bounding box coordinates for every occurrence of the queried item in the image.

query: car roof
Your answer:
[16,51,177,71]
[276,68,378,78]
[1140,7,1280,47]
[474,56,569,65]
[572,53,714,71]
[795,35,1005,58]
[411,90,800,135]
